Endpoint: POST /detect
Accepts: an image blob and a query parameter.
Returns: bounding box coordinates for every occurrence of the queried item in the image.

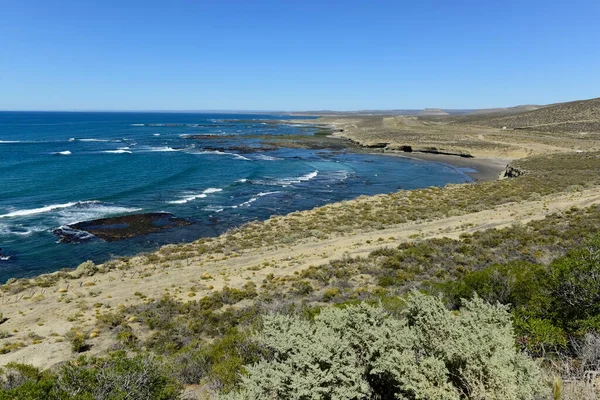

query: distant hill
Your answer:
[420,108,449,116]
[465,105,543,116]
[451,97,600,133]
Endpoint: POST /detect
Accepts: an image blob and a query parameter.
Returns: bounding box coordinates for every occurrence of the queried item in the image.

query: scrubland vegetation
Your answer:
[3,149,600,398]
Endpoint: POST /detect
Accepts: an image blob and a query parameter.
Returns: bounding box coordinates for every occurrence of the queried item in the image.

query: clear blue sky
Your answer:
[1,0,599,110]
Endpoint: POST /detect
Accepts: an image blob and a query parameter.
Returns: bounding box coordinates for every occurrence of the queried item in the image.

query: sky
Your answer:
[0,0,599,111]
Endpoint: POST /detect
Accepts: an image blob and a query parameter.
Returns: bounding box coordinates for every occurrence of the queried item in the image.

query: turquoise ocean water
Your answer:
[0,112,471,282]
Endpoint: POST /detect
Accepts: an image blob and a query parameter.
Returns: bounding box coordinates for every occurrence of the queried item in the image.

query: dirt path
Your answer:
[2,187,600,369]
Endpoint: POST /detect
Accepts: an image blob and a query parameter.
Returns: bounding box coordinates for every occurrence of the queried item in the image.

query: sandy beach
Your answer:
[387,152,510,182]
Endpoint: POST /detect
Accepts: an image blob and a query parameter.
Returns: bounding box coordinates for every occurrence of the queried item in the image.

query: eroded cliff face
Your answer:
[499,164,526,179]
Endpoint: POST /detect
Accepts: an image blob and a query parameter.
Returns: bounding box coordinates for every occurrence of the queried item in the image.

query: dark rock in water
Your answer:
[54,212,191,243]
[53,226,97,243]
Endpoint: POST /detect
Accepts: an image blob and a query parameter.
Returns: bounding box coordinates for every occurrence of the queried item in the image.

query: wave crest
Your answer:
[167,188,223,204]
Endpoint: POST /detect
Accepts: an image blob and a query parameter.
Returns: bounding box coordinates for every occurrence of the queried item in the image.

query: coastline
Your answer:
[3,126,600,370]
[384,151,509,182]
[302,116,511,182]
[0,114,502,283]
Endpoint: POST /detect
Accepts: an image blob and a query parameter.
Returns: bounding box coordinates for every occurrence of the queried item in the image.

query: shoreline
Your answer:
[385,151,509,182]
[309,118,511,182]
[0,116,507,283]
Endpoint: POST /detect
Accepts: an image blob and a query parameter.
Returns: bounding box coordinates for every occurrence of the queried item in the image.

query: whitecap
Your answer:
[0,202,79,218]
[53,150,72,155]
[254,154,282,161]
[153,133,161,136]
[148,146,179,152]
[56,202,143,225]
[203,206,225,213]
[78,138,110,142]
[251,170,319,186]
[167,188,223,204]
[0,201,142,225]
[103,149,132,154]
[238,198,258,207]
[196,150,251,161]
[130,124,145,126]
[257,191,281,197]
[0,223,46,236]
[326,170,353,182]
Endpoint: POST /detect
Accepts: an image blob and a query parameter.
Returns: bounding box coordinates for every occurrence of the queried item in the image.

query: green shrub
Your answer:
[443,261,549,314]
[547,238,600,324]
[57,352,181,399]
[65,328,89,353]
[219,293,548,400]
[71,260,97,278]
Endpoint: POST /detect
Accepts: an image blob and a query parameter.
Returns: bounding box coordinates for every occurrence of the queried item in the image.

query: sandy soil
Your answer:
[311,115,600,160]
[2,186,600,369]
[384,152,510,182]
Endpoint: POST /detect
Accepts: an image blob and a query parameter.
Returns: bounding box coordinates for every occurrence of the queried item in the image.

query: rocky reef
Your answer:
[54,212,191,243]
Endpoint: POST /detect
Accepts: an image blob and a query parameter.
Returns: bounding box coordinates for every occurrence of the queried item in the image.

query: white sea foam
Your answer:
[167,188,223,204]
[196,150,251,161]
[79,138,110,142]
[327,170,353,182]
[237,191,280,207]
[254,154,282,161]
[298,171,319,181]
[0,201,141,225]
[56,202,142,225]
[149,146,178,152]
[0,140,23,144]
[257,191,280,197]
[203,191,279,212]
[103,149,132,154]
[153,133,161,136]
[204,206,225,213]
[253,170,319,186]
[238,198,258,207]
[54,150,72,155]
[237,178,248,183]
[130,124,145,126]
[0,223,46,236]
[0,202,79,218]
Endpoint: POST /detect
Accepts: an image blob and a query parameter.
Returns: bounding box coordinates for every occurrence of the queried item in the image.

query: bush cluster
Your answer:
[219,293,548,400]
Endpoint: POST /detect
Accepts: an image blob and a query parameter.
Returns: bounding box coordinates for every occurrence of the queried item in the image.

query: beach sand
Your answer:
[387,152,509,182]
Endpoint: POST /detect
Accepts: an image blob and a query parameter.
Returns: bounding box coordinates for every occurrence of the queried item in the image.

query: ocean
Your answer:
[0,112,472,282]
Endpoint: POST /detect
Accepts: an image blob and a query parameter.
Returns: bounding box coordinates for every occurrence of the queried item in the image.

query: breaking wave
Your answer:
[167,188,223,204]
[250,170,319,186]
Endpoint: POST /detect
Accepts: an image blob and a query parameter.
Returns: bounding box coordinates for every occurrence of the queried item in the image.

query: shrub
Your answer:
[547,238,600,324]
[0,363,64,399]
[70,260,97,278]
[443,261,549,314]
[56,352,181,399]
[219,293,548,400]
[65,328,89,353]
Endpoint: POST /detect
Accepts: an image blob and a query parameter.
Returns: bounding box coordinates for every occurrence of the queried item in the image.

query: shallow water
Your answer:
[0,112,471,281]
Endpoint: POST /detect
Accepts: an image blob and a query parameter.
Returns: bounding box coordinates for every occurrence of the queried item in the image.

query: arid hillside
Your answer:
[450,97,600,134]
